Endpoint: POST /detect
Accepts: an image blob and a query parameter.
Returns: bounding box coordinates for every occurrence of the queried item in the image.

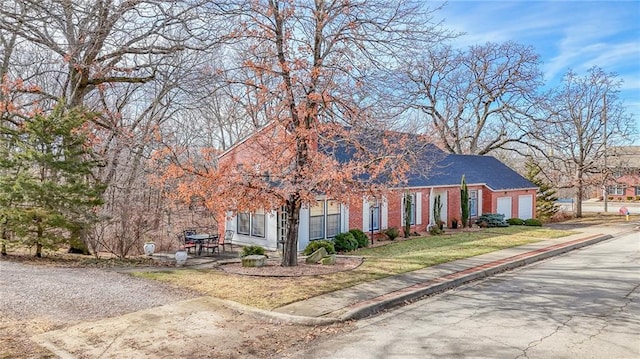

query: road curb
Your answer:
[335,233,614,321]
[209,297,340,326]
[212,233,617,326]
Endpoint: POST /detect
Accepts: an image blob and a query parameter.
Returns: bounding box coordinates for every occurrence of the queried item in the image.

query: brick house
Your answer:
[604,146,640,201]
[347,154,538,236]
[218,128,537,252]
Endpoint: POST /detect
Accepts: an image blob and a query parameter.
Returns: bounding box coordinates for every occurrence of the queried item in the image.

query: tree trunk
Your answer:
[1,227,6,255]
[575,170,583,218]
[403,192,411,238]
[282,196,301,267]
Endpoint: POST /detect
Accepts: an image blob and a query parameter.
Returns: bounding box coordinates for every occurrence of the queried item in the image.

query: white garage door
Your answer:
[497,197,512,219]
[518,195,533,220]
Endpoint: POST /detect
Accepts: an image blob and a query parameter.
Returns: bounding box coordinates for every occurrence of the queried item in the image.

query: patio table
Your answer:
[185,234,217,256]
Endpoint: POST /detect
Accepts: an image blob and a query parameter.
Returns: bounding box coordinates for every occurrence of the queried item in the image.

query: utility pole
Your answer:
[603,93,608,213]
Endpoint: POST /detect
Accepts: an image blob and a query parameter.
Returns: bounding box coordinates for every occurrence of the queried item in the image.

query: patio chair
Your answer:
[180,230,197,253]
[201,234,219,255]
[220,230,234,252]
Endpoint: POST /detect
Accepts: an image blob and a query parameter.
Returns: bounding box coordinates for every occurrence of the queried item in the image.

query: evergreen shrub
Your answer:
[241,245,266,257]
[384,227,400,240]
[349,229,369,248]
[524,218,542,226]
[303,240,336,256]
[333,232,358,252]
[507,218,525,225]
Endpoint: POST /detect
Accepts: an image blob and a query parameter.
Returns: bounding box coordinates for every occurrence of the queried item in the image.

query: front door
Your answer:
[277,207,288,251]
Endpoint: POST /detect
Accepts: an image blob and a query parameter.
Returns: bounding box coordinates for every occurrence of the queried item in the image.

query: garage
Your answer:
[518,195,533,219]
[496,197,512,219]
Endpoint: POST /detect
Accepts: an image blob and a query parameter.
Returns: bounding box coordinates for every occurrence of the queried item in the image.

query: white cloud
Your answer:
[438,0,640,131]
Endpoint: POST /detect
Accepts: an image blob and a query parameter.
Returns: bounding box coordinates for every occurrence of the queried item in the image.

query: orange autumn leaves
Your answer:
[151,119,419,219]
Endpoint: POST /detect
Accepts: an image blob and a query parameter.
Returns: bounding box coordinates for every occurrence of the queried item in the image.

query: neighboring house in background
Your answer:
[218,129,537,252]
[604,146,640,201]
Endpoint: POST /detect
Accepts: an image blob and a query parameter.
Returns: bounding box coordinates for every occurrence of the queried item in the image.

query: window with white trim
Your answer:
[237,213,250,235]
[469,190,478,217]
[309,200,341,240]
[635,186,640,196]
[607,185,625,195]
[368,200,381,231]
[326,200,341,238]
[251,211,265,237]
[237,211,265,238]
[402,193,416,225]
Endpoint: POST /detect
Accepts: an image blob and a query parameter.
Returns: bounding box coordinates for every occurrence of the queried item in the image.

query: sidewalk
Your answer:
[265,221,637,324]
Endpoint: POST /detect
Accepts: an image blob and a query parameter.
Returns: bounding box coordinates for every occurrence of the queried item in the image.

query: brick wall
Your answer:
[483,189,537,219]
[349,198,363,229]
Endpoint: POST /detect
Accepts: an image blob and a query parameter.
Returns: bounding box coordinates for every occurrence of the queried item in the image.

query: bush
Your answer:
[626,196,634,201]
[384,227,400,240]
[241,245,266,257]
[429,225,444,235]
[524,218,542,226]
[475,213,509,227]
[333,232,358,252]
[303,240,336,256]
[349,229,369,248]
[507,218,525,225]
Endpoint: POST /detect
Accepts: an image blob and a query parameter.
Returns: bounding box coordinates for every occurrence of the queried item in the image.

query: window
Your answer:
[606,185,625,195]
[237,213,250,235]
[309,200,341,240]
[402,193,416,225]
[326,200,341,238]
[309,201,325,240]
[237,211,265,238]
[251,211,265,237]
[635,186,640,196]
[469,190,478,217]
[368,200,380,231]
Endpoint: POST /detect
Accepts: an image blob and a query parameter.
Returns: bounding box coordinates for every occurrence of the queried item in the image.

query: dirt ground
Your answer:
[0,258,353,359]
[30,298,353,359]
[3,302,352,359]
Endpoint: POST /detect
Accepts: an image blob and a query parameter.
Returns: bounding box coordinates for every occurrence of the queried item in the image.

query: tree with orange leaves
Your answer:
[157,1,451,266]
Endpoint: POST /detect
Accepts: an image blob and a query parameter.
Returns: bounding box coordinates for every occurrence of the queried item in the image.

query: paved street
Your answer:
[286,231,640,359]
[559,200,640,215]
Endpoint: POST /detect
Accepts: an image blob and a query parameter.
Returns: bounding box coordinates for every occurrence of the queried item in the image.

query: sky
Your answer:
[437,0,640,144]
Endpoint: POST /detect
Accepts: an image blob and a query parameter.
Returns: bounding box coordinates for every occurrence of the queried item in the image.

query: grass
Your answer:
[134,226,575,310]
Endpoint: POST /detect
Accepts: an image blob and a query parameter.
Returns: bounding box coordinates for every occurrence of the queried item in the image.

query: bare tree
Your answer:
[0,0,226,254]
[406,41,543,155]
[534,66,636,217]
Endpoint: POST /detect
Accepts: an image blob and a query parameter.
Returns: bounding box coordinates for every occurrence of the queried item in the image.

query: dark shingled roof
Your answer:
[319,129,536,192]
[410,154,537,191]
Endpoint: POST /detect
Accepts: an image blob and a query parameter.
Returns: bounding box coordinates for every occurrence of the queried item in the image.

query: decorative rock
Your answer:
[305,247,328,264]
[242,254,267,267]
[320,254,336,265]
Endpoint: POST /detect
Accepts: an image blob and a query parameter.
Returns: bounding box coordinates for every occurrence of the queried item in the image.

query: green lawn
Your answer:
[134,226,575,310]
